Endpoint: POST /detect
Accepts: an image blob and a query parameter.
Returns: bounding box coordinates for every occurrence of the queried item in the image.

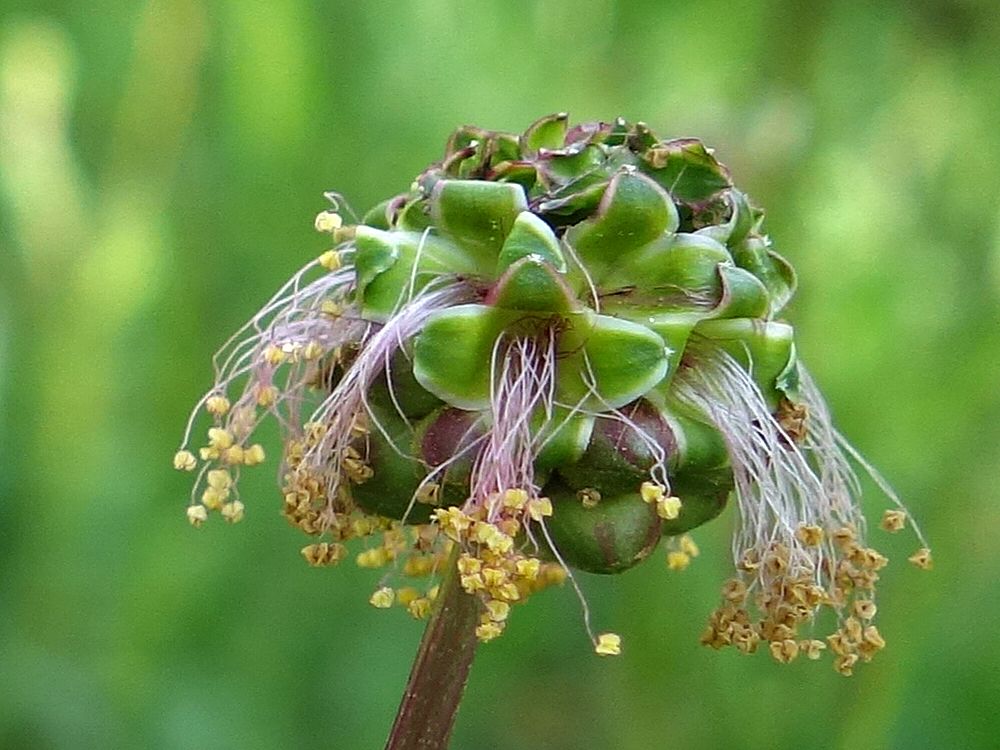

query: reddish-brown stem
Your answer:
[385,546,481,750]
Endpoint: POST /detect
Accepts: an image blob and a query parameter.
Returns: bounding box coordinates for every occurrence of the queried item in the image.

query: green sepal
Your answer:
[412,304,515,410]
[640,138,732,204]
[542,480,662,574]
[713,264,770,319]
[731,237,797,315]
[496,211,566,273]
[536,181,608,225]
[667,411,730,472]
[430,180,527,270]
[556,312,671,411]
[695,189,754,248]
[567,171,679,280]
[522,112,569,152]
[693,318,796,407]
[361,199,393,230]
[396,198,433,232]
[353,226,477,321]
[532,407,595,472]
[488,257,576,313]
[602,232,729,304]
[538,144,607,186]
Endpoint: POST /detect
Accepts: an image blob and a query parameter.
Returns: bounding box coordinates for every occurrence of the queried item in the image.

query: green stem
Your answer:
[385,546,481,750]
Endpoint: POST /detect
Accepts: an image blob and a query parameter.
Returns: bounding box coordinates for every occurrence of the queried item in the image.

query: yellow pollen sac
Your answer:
[186,505,208,527]
[769,639,800,664]
[303,341,324,361]
[595,633,622,656]
[457,554,482,576]
[208,428,234,450]
[173,450,197,471]
[206,394,231,416]
[403,556,436,577]
[679,535,700,557]
[356,547,390,568]
[434,507,472,541]
[494,583,521,602]
[207,469,233,491]
[578,488,601,508]
[263,344,286,366]
[908,547,933,570]
[656,496,682,520]
[880,509,907,532]
[395,587,421,607]
[485,599,510,622]
[796,524,825,547]
[526,496,553,521]
[475,621,504,642]
[640,481,665,504]
[407,598,432,620]
[314,211,343,234]
[667,551,691,571]
[801,639,827,660]
[415,483,440,506]
[221,500,245,523]
[853,599,877,620]
[243,444,266,466]
[460,573,485,593]
[222,445,245,465]
[201,487,228,511]
[481,567,507,588]
[515,557,540,581]
[369,587,395,608]
[254,384,278,407]
[502,488,529,510]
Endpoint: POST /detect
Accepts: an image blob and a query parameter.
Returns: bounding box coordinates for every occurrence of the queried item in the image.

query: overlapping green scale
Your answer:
[346,115,803,572]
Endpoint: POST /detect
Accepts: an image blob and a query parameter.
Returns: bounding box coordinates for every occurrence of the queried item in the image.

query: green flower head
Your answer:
[174,115,929,672]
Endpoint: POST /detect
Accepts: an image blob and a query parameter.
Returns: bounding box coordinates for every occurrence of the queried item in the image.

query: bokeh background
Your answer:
[2,1,999,748]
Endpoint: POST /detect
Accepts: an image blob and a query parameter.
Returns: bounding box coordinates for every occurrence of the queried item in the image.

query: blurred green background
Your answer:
[2,1,999,748]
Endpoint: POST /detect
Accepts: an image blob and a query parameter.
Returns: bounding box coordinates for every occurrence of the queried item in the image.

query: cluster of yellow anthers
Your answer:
[433,489,568,644]
[701,509,932,675]
[174,394,267,528]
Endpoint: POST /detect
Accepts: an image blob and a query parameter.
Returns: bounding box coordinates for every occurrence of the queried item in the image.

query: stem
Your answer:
[385,546,481,750]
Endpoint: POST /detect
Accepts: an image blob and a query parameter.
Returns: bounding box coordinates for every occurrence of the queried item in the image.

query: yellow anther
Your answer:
[769,639,800,664]
[475,621,504,642]
[303,341,324,361]
[395,587,421,607]
[222,445,245,465]
[314,211,343,234]
[427,585,440,602]
[526,496,553,521]
[853,599,877,620]
[457,554,481,576]
[207,469,233,491]
[415,483,440,506]
[880,509,907,532]
[201,487,227,511]
[173,450,197,471]
[595,632,622,656]
[908,547,933,570]
[640,481,665,504]
[255,384,278,407]
[834,653,859,676]
[403,556,435,577]
[667,551,690,571]
[502,488,529,510]
[801,639,827,660]
[207,427,234,450]
[206,394,231,416]
[656,496,682,520]
[369,587,395,608]
[796,524,824,547]
[407,598,432,620]
[221,500,245,524]
[263,344,286,366]
[514,557,540,581]
[434,507,472,541]
[485,600,510,622]
[356,547,390,568]
[679,535,700,557]
[243,444,266,466]
[494,583,521,602]
[187,505,208,527]
[320,299,343,317]
[460,574,485,593]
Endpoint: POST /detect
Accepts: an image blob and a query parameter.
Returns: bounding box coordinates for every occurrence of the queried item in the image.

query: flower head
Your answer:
[174,115,928,673]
